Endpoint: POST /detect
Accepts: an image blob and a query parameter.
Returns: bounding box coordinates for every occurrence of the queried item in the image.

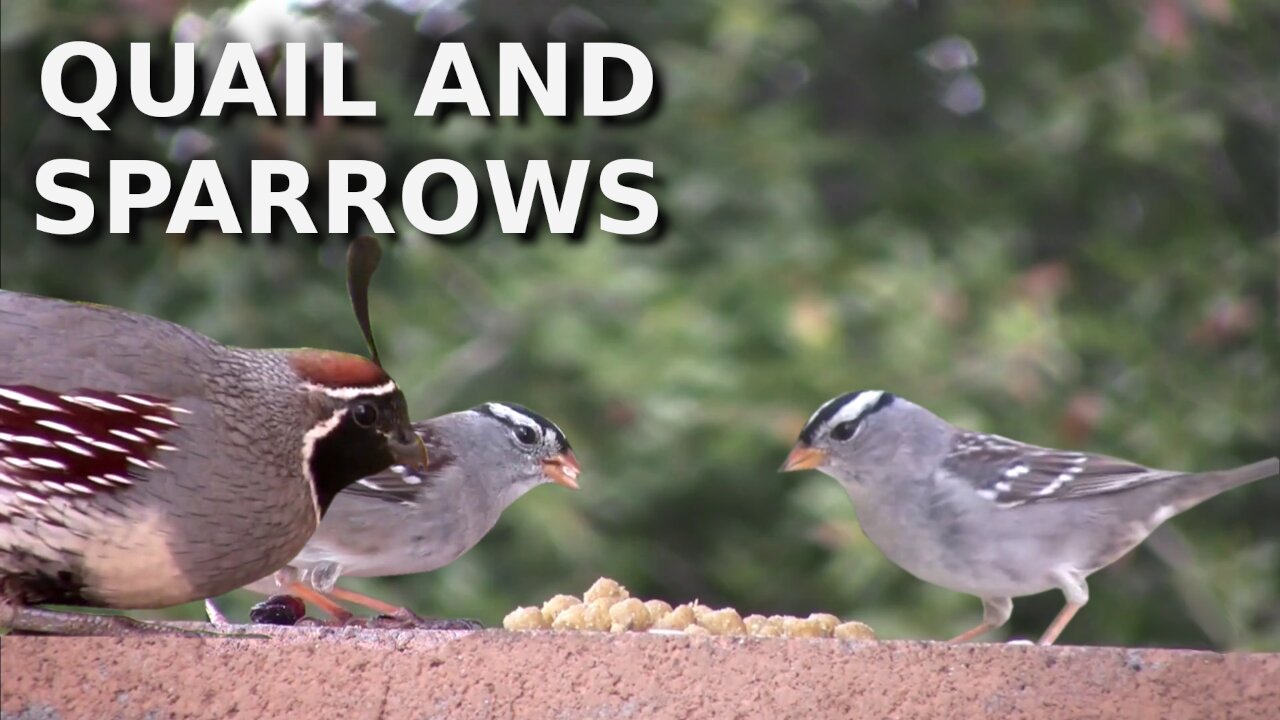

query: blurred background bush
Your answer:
[1,0,1276,649]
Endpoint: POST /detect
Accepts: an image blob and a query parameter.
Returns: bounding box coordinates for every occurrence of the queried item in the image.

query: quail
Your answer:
[211,402,579,625]
[0,237,427,635]
[781,390,1278,645]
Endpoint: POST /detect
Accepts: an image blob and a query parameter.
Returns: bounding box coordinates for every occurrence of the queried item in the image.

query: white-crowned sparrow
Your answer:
[208,401,579,625]
[781,390,1278,645]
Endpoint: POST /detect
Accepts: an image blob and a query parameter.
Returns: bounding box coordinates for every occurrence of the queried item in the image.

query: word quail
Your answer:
[782,390,1277,645]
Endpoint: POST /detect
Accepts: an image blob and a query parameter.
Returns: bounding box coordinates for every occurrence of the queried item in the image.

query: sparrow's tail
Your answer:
[1171,457,1278,515]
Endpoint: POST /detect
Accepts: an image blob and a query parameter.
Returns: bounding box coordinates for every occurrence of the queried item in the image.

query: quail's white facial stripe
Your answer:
[302,380,400,400]
[299,408,348,522]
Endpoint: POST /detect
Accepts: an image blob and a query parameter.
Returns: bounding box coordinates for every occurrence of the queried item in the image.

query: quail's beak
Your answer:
[542,450,582,490]
[389,432,429,473]
[780,443,826,472]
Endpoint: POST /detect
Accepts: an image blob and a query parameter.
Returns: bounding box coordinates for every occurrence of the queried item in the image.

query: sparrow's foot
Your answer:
[366,610,483,631]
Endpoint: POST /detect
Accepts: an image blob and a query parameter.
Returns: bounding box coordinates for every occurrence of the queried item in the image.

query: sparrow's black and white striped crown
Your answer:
[799,390,895,445]
[477,402,570,452]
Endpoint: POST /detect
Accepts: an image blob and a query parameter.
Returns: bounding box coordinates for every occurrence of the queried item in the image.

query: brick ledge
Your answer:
[2,628,1276,719]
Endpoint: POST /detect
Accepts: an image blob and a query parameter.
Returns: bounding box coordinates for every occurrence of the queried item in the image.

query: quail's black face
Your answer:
[306,386,426,516]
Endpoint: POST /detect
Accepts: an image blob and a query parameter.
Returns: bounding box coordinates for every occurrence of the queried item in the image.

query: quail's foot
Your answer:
[1,602,210,637]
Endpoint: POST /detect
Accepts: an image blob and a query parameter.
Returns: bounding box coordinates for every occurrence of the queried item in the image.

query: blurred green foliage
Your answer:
[1,0,1276,649]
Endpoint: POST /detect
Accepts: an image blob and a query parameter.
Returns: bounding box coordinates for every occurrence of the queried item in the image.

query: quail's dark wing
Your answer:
[341,423,454,505]
[942,431,1184,507]
[0,385,190,520]
[1,293,221,518]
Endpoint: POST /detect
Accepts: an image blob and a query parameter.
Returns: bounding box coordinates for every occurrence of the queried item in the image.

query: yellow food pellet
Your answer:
[551,603,589,631]
[683,624,712,636]
[690,603,717,622]
[834,621,876,641]
[754,620,785,637]
[644,599,673,624]
[654,604,696,631]
[743,614,768,633]
[583,577,629,604]
[808,613,841,635]
[582,598,614,631]
[783,617,828,638]
[609,598,653,632]
[541,594,581,625]
[503,606,549,631]
[698,608,747,636]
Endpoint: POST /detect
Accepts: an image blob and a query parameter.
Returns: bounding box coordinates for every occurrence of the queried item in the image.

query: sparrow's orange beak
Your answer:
[780,444,826,472]
[542,450,582,489]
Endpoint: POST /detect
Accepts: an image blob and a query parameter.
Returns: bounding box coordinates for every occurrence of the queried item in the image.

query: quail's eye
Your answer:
[513,425,539,445]
[352,401,378,428]
[830,421,858,442]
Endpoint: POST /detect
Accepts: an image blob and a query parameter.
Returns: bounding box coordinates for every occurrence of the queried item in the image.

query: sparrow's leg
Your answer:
[0,600,202,637]
[325,586,482,630]
[950,596,1013,643]
[1039,572,1089,645]
[280,582,356,625]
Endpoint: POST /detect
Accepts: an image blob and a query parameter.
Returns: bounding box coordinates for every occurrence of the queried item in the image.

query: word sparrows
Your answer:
[211,401,579,626]
[782,390,1277,645]
[0,237,426,635]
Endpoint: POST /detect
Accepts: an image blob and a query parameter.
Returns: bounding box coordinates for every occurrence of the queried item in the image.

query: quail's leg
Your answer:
[204,598,232,626]
[950,596,1013,643]
[1039,573,1089,646]
[325,586,482,630]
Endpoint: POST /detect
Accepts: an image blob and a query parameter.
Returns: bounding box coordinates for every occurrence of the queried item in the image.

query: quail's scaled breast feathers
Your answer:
[0,289,423,628]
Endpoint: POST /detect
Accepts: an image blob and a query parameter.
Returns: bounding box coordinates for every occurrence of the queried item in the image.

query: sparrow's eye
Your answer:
[830,421,858,442]
[352,401,379,428]
[513,425,539,445]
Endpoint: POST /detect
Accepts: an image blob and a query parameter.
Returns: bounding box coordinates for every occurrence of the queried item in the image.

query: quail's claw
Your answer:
[2,604,208,637]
